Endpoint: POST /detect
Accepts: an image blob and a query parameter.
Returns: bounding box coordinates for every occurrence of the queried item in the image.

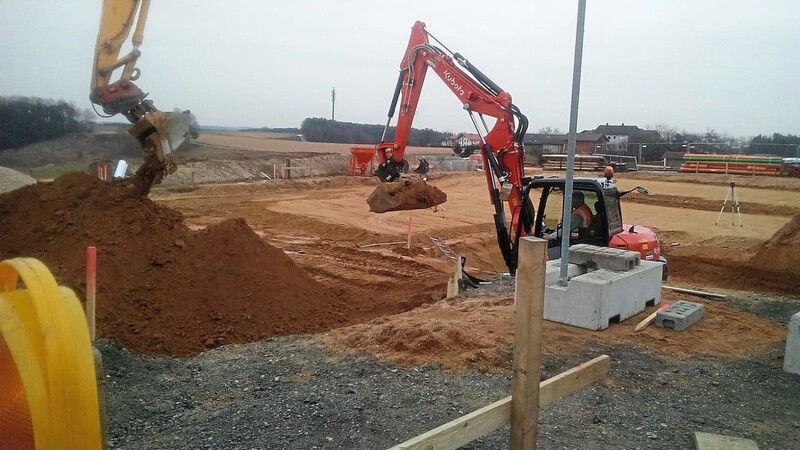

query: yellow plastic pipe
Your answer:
[0,258,102,450]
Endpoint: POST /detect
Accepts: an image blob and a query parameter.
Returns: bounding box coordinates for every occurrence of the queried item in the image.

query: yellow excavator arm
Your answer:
[90,0,189,196]
[90,0,149,102]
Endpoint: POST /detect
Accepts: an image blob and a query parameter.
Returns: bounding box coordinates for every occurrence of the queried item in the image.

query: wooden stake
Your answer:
[406,216,413,250]
[86,246,97,342]
[446,256,462,299]
[634,303,669,332]
[510,237,547,450]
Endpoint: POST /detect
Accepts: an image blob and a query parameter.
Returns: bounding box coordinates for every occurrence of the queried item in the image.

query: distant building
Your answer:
[524,134,565,154]
[458,133,481,147]
[592,123,660,152]
[569,132,609,155]
[524,132,609,156]
[441,133,481,148]
[662,151,688,169]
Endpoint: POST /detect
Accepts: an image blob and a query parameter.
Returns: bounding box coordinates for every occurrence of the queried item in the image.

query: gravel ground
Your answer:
[100,310,800,450]
[100,272,800,450]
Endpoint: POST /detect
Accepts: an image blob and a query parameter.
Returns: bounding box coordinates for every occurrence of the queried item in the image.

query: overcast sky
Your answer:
[1,1,798,137]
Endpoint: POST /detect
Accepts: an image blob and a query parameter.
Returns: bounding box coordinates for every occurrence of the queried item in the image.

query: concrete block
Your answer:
[450,159,472,171]
[785,311,800,375]
[544,260,586,286]
[566,244,593,264]
[567,244,640,271]
[656,300,704,331]
[591,249,639,271]
[694,432,759,450]
[544,259,663,330]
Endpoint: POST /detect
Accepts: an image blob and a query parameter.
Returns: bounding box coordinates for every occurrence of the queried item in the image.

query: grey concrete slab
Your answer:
[694,431,759,450]
[544,260,663,330]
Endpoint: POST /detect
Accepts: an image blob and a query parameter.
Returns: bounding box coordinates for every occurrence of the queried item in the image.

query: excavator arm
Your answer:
[90,0,189,196]
[376,21,533,273]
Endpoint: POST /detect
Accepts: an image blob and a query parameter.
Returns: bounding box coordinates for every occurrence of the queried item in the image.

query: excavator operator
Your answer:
[570,190,593,231]
[545,190,593,241]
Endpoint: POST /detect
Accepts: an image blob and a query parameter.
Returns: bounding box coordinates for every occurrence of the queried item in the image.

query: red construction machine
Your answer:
[370,21,666,277]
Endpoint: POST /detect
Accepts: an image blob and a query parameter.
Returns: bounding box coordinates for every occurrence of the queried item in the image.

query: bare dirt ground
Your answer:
[3,133,800,449]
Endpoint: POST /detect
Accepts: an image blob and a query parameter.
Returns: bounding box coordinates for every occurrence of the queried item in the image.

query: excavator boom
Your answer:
[90,0,189,196]
[370,21,533,273]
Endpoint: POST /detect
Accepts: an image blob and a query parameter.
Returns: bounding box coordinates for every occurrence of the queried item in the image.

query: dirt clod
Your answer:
[367,177,447,213]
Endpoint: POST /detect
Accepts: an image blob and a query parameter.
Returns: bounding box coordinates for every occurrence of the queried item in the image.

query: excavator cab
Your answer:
[526,176,666,278]
[534,183,609,260]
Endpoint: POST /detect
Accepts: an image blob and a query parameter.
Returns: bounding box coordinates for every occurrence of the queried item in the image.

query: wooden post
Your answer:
[510,237,547,450]
[446,256,462,299]
[86,246,97,342]
[406,216,413,250]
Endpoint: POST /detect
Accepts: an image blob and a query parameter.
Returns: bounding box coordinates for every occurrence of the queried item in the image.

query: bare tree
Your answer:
[537,126,563,135]
[650,123,678,143]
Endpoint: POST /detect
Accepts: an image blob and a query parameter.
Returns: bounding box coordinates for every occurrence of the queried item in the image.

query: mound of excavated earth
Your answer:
[0,166,36,194]
[748,213,800,273]
[0,172,349,356]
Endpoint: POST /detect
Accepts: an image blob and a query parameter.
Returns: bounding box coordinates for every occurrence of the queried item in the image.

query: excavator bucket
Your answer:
[129,111,190,197]
[130,110,190,160]
[367,176,447,213]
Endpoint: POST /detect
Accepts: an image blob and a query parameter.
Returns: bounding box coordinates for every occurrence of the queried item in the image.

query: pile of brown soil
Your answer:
[0,173,349,356]
[748,213,800,273]
[662,214,800,295]
[322,291,786,374]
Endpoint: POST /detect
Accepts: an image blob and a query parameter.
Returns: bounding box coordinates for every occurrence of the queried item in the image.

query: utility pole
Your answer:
[331,87,336,121]
[559,0,587,286]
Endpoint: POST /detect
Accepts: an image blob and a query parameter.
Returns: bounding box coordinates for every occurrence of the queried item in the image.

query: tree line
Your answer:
[300,117,449,147]
[0,96,94,150]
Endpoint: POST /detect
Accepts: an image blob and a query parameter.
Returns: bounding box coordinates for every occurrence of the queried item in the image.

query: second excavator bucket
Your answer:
[367,176,447,213]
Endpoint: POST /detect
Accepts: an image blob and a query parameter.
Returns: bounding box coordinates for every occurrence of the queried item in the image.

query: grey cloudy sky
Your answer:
[2,1,798,137]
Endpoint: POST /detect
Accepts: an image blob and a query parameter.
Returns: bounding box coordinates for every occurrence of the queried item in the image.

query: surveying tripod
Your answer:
[715,181,743,227]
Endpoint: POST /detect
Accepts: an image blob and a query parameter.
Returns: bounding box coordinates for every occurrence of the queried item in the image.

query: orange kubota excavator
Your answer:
[370,22,666,277]
[90,0,190,197]
[368,21,534,271]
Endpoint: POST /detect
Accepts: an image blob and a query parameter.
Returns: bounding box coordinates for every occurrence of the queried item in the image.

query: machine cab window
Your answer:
[539,187,606,260]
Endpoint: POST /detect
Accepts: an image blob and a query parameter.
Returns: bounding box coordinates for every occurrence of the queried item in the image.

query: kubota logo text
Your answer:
[444,71,465,96]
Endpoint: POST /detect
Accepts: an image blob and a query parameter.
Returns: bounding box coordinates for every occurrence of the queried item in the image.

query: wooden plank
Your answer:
[662,285,726,299]
[387,355,611,450]
[509,237,546,450]
[357,241,405,249]
[694,432,759,450]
